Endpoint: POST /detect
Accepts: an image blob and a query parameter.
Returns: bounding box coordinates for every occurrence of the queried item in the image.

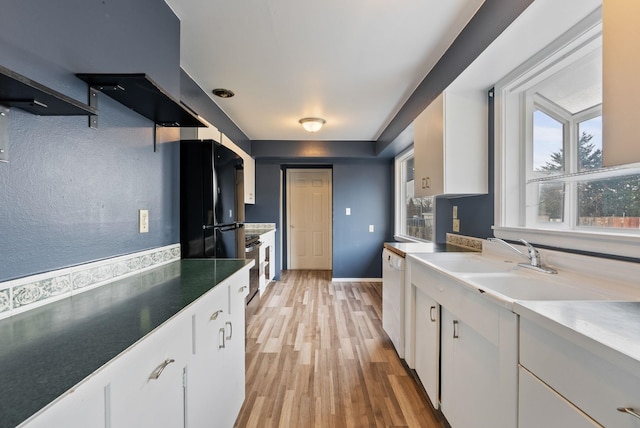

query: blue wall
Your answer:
[0,0,181,281]
[246,159,394,279]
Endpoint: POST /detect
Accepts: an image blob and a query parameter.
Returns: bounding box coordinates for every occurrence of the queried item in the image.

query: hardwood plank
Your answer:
[236,270,442,428]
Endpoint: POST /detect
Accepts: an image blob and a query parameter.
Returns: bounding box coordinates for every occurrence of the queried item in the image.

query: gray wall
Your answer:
[0,0,181,281]
[245,159,394,279]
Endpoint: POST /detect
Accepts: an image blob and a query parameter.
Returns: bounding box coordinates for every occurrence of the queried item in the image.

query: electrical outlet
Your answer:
[369,224,374,233]
[139,209,149,233]
[346,208,351,215]
[453,205,458,219]
[452,219,460,233]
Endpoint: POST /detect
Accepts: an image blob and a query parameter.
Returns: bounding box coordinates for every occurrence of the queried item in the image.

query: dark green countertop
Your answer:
[0,258,252,428]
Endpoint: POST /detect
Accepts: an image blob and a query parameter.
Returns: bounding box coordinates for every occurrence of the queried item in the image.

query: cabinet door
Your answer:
[414,289,439,409]
[24,370,109,428]
[519,366,599,428]
[109,314,191,428]
[603,1,640,166]
[413,93,444,197]
[440,308,501,428]
[225,276,249,423]
[187,285,228,428]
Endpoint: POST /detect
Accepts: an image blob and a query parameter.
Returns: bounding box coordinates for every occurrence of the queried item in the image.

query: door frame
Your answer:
[282,165,333,270]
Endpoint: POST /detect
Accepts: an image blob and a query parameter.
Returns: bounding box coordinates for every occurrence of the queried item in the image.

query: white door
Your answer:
[286,169,332,270]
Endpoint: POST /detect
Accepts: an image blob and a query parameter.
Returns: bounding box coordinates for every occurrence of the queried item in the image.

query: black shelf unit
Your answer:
[76,73,207,128]
[0,65,97,116]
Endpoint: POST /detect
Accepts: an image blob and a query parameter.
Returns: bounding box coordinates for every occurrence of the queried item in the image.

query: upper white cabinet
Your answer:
[413,91,487,197]
[602,1,640,167]
[221,133,255,205]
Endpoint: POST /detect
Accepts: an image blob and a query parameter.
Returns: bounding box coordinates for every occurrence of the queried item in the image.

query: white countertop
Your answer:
[406,242,640,369]
[514,300,640,371]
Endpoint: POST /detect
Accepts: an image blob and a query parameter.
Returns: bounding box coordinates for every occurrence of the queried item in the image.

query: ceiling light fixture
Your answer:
[212,88,235,98]
[299,117,326,133]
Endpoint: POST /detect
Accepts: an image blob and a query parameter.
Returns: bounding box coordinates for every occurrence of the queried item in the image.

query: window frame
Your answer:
[394,147,435,242]
[493,12,640,259]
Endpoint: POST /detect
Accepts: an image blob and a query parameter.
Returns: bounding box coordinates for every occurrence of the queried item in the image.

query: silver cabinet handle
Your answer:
[238,286,247,293]
[430,306,437,322]
[225,321,233,340]
[210,309,224,320]
[148,358,175,380]
[453,320,459,339]
[618,407,640,420]
[219,327,226,349]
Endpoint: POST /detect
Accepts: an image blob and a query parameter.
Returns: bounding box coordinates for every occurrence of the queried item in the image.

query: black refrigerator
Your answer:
[180,139,245,258]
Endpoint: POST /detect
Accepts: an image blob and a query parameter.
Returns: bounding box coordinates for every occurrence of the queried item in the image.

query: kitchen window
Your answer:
[395,148,434,242]
[494,10,640,258]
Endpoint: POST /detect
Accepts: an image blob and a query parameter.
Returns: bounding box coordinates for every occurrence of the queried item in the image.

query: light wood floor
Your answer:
[235,270,442,427]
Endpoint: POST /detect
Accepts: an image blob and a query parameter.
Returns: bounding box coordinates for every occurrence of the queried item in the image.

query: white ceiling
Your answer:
[164,0,485,141]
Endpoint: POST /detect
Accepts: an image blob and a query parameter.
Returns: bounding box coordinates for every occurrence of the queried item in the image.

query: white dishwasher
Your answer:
[382,247,405,358]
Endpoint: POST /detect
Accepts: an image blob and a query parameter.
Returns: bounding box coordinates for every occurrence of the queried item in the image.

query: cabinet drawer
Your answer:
[520,318,640,427]
[519,366,599,428]
[410,261,500,345]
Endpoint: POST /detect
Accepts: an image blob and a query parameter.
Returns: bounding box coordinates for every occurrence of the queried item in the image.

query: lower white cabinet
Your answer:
[24,370,109,428]
[440,307,502,428]
[22,266,249,428]
[410,260,518,428]
[518,366,599,428]
[519,316,640,427]
[187,282,228,428]
[109,312,191,428]
[414,289,439,408]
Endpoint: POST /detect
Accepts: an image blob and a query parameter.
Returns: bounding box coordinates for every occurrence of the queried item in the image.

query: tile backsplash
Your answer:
[0,244,180,320]
[446,233,484,251]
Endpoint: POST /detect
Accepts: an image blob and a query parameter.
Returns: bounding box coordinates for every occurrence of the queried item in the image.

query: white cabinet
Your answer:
[187,273,248,428]
[409,259,518,428]
[413,91,487,197]
[440,307,502,428]
[518,366,599,428]
[603,1,640,167]
[186,282,228,428]
[109,312,191,428]
[413,289,439,408]
[22,370,109,428]
[519,316,640,427]
[221,133,255,204]
[22,265,250,428]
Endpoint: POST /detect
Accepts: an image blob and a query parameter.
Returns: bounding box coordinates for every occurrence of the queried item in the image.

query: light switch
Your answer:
[139,209,149,233]
[369,224,374,232]
[346,208,351,215]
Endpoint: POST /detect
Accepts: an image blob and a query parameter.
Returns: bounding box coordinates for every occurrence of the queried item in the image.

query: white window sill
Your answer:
[493,226,640,260]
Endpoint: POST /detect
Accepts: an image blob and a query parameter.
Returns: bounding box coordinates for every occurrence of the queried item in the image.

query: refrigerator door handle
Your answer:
[203,222,244,232]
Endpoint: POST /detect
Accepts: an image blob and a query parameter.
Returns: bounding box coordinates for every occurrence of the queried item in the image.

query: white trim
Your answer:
[493,226,640,259]
[331,278,382,283]
[493,8,640,260]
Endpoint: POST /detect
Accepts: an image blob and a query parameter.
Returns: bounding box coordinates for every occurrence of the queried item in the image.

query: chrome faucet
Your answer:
[487,238,557,274]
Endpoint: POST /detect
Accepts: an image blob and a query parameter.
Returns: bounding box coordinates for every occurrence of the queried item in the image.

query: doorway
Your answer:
[285,168,332,270]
